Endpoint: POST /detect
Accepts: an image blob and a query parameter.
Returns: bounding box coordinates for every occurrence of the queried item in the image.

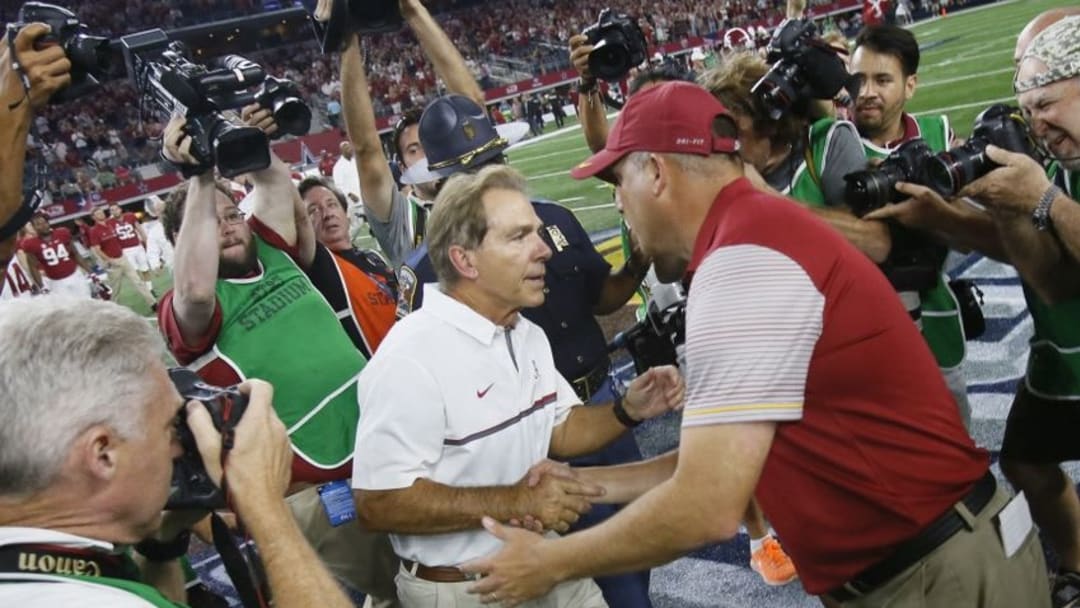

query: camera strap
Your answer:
[0,543,142,581]
[210,513,271,608]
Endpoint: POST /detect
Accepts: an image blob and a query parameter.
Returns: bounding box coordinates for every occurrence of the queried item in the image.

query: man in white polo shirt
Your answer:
[351,165,684,608]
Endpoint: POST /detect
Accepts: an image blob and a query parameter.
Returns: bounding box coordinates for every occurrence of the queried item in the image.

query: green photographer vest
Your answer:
[785,117,836,207]
[208,235,366,469]
[1024,164,1080,399]
[861,114,966,370]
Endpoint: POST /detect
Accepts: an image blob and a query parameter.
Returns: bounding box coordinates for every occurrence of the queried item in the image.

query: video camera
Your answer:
[610,286,686,376]
[845,138,935,217]
[313,0,404,53]
[751,18,860,120]
[120,29,311,178]
[927,104,1037,196]
[9,2,111,104]
[166,368,248,510]
[582,9,648,82]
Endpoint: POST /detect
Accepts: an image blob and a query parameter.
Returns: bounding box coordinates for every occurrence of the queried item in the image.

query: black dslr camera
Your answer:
[582,9,647,82]
[9,2,111,104]
[611,295,686,376]
[121,29,311,178]
[927,104,1037,196]
[752,18,860,120]
[845,138,935,217]
[167,368,248,510]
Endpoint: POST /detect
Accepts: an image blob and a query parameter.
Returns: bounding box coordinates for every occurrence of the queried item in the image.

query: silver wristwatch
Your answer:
[1032,185,1062,232]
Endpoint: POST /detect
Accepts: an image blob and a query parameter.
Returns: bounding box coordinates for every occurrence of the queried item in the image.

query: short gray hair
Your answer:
[427,165,529,288]
[0,296,165,498]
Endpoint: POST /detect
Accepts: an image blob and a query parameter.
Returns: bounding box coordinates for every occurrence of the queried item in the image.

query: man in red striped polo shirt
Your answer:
[463,82,1049,607]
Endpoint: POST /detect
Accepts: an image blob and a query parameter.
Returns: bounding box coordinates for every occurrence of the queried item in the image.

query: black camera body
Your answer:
[845,138,935,217]
[314,0,404,53]
[167,368,248,510]
[927,104,1037,196]
[582,9,647,82]
[11,2,111,104]
[752,18,859,120]
[611,299,686,376]
[121,29,308,178]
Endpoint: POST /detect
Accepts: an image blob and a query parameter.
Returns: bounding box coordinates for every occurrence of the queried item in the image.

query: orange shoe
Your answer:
[750,536,798,586]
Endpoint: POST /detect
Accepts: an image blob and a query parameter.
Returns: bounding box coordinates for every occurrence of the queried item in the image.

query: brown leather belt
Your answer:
[401,559,474,583]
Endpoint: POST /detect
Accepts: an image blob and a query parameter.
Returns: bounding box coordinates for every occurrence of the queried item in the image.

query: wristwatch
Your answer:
[1032,185,1062,232]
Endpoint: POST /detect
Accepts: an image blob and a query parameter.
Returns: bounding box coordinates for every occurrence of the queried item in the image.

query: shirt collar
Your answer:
[0,527,116,552]
[883,113,922,149]
[421,283,521,346]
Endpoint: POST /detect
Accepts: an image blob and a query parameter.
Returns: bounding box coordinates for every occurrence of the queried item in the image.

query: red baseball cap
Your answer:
[570,81,740,181]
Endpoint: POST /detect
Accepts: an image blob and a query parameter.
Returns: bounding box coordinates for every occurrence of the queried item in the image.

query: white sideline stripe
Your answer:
[923,47,1012,69]
[919,67,1014,88]
[559,196,585,203]
[914,95,1016,115]
[512,145,591,163]
[527,169,571,181]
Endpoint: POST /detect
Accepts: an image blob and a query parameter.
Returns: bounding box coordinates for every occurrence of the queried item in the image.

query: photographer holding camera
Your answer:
[157,112,401,605]
[0,296,354,608]
[847,24,972,426]
[0,21,72,268]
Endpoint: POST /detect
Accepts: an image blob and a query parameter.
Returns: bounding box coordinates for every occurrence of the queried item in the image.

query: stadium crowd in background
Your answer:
[1,1,1080,608]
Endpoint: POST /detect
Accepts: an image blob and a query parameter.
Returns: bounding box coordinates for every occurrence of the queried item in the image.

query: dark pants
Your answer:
[567,378,653,608]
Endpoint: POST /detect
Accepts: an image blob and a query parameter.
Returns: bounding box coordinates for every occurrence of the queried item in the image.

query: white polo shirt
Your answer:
[352,284,578,566]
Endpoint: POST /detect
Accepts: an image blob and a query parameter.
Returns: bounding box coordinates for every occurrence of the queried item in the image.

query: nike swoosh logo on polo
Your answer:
[476,383,495,398]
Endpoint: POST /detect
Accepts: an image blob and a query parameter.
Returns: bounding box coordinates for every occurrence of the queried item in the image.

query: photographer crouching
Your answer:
[0,15,74,267]
[0,296,354,608]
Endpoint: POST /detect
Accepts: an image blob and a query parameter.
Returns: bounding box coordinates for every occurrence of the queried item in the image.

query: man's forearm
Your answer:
[1049,191,1080,269]
[250,153,299,248]
[0,98,33,266]
[241,500,353,608]
[810,207,892,263]
[594,263,646,314]
[577,89,609,153]
[934,201,1010,262]
[577,450,678,504]
[172,173,221,334]
[404,1,483,104]
[549,404,630,459]
[995,211,1079,304]
[541,471,738,583]
[341,39,394,222]
[356,478,525,534]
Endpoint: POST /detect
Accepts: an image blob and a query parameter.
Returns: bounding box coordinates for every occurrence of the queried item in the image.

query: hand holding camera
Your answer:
[3,23,72,110]
[177,373,292,514]
[958,145,1054,217]
[568,34,595,82]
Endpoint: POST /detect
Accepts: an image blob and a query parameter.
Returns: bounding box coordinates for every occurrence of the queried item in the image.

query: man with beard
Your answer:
[156,115,402,607]
[849,25,971,428]
[327,0,484,267]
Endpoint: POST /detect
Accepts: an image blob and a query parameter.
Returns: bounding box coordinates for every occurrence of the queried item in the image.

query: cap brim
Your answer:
[569,148,627,182]
[400,122,528,185]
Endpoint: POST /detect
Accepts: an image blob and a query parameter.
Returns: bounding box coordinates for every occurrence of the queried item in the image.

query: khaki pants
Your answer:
[835,487,1050,608]
[287,485,401,607]
[104,255,155,306]
[396,563,608,608]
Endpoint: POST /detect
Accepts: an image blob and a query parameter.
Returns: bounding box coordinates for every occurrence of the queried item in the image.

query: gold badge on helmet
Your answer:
[462,121,476,141]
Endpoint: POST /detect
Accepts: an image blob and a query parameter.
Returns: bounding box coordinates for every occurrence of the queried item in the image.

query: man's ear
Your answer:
[650,154,670,199]
[448,244,479,280]
[80,425,120,483]
[905,73,918,102]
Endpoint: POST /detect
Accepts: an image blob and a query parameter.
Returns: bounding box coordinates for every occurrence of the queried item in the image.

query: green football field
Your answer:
[116,0,1073,315]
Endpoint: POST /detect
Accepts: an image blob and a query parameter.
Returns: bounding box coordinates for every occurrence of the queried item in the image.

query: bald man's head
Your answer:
[1015,7,1080,62]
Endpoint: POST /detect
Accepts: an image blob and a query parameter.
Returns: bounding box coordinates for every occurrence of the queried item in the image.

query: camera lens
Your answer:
[273,97,312,136]
[588,39,631,81]
[68,34,112,75]
[927,145,989,197]
[845,170,893,217]
[212,122,270,178]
